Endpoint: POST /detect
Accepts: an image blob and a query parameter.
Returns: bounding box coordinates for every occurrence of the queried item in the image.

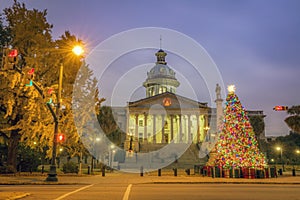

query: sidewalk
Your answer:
[1,171,300,185]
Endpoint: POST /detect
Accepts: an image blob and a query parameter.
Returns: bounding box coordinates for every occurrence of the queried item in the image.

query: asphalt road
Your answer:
[1,184,300,200]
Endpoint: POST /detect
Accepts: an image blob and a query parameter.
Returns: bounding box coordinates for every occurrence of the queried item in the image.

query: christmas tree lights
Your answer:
[207,85,267,169]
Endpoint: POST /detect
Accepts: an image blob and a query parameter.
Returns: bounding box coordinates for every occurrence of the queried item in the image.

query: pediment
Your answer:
[128,92,207,110]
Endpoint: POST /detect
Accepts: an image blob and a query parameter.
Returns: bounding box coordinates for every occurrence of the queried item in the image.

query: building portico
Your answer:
[124,92,209,151]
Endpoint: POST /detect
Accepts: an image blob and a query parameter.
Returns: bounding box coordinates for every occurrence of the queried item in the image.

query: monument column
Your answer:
[215,83,223,130]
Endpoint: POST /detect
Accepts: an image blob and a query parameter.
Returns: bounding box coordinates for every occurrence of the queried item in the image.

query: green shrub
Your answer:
[62,162,79,174]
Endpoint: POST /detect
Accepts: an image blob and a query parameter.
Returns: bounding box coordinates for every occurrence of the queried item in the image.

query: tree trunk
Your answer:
[7,129,20,171]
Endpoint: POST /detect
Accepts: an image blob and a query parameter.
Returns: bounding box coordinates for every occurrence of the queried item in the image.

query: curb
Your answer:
[0,182,88,185]
[149,181,300,185]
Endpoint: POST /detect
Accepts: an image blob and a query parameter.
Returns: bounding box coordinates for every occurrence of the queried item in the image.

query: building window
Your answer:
[139,133,143,142]
[139,120,143,126]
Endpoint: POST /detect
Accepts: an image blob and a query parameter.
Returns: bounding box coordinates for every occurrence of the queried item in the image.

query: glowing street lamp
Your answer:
[72,45,84,56]
[46,44,84,182]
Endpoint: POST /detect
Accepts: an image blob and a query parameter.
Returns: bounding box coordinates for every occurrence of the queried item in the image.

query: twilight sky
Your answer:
[1,0,300,136]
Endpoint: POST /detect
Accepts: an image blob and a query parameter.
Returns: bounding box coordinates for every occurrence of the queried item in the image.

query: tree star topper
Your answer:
[227,85,236,93]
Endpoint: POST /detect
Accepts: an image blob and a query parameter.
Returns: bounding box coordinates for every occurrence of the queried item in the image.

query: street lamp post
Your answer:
[109,144,115,169]
[46,45,84,182]
[204,126,210,141]
[276,147,284,172]
[91,137,101,173]
[46,64,63,182]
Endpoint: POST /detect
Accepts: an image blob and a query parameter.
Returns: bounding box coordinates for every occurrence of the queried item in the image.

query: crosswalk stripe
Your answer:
[122,184,133,200]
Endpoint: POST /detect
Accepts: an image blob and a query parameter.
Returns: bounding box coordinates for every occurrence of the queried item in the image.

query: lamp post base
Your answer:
[45,165,58,182]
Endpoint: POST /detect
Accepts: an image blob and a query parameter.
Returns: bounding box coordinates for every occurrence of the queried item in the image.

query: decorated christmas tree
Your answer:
[207,85,267,169]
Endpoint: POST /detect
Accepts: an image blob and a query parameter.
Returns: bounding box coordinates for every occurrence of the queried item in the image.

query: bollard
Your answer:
[158,168,161,176]
[87,165,91,175]
[102,166,105,177]
[185,169,190,175]
[292,169,296,176]
[140,166,144,177]
[173,168,177,176]
[41,165,44,174]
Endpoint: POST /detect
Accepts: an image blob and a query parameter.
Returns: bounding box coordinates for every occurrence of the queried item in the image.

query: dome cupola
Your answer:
[143,49,180,97]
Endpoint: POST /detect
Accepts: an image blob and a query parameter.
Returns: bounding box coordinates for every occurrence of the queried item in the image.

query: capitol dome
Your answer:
[143,49,180,97]
[147,63,176,79]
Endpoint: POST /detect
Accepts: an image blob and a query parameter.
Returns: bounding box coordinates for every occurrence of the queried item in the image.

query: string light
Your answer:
[207,91,267,169]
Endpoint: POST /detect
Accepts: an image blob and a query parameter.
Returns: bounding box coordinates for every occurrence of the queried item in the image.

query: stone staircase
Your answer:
[165,144,207,169]
[118,143,207,172]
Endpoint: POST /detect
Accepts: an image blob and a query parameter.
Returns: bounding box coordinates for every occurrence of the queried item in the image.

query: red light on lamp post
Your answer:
[57,133,65,143]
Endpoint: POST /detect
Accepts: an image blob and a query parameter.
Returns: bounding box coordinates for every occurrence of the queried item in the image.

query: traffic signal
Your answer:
[57,133,65,143]
[23,67,34,86]
[273,106,288,111]
[7,49,18,64]
[1,48,18,70]
[45,87,54,104]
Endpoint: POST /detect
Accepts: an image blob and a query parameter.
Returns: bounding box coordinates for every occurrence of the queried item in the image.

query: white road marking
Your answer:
[54,184,94,200]
[122,184,132,200]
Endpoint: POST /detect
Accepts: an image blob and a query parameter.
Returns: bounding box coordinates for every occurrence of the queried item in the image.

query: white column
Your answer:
[153,115,156,144]
[144,114,148,143]
[179,114,182,142]
[170,114,174,142]
[161,115,165,143]
[135,114,139,138]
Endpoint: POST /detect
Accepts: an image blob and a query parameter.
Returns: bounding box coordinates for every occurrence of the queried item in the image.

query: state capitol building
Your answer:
[110,49,265,155]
